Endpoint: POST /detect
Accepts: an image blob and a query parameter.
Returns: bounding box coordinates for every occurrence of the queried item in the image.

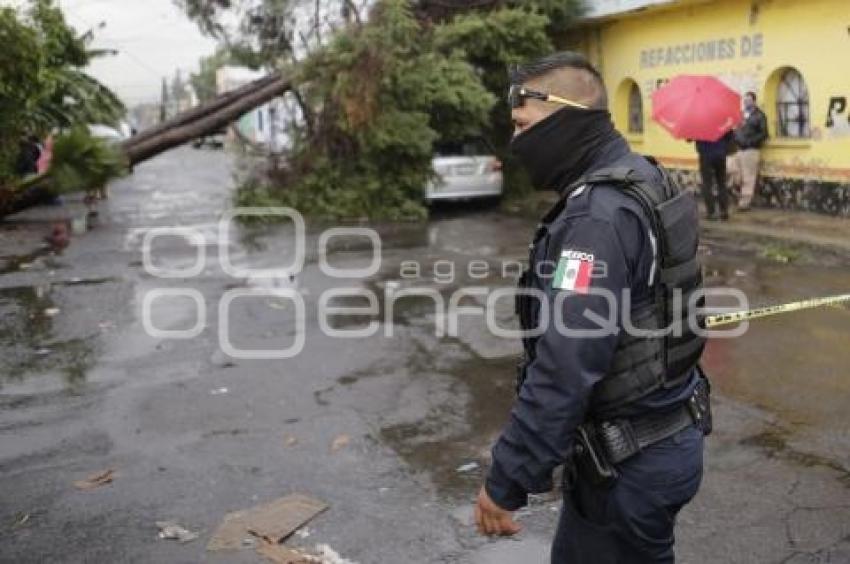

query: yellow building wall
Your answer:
[577,0,850,183]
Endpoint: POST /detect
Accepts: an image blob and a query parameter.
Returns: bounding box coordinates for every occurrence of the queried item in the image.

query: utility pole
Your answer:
[160,77,169,123]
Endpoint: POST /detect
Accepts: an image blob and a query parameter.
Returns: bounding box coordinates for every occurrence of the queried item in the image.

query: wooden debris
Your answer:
[256,540,317,564]
[73,468,115,490]
[330,434,350,453]
[207,493,328,551]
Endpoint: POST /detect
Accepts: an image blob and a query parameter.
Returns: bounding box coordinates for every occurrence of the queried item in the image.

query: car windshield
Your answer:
[433,138,491,157]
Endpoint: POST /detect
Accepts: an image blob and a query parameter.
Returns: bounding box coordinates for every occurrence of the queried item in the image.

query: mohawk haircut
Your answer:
[510,51,609,110]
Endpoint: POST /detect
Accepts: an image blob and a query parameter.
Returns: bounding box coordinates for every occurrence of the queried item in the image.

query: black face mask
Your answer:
[510,106,620,192]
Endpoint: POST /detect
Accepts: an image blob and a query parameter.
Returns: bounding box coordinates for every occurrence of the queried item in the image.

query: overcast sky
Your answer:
[5,0,219,106]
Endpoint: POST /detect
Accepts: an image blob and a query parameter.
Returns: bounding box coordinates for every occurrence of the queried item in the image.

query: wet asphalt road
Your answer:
[1,148,849,563]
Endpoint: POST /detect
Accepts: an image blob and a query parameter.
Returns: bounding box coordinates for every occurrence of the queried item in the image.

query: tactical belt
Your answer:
[596,405,695,464]
[593,377,711,465]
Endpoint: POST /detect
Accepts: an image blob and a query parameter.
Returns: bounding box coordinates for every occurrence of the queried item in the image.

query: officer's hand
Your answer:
[474,486,521,537]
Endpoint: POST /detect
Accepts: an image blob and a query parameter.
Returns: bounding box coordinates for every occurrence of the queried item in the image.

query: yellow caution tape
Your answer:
[703,293,850,328]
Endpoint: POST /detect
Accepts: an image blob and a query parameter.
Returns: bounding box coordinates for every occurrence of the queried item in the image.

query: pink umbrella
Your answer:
[651,75,742,142]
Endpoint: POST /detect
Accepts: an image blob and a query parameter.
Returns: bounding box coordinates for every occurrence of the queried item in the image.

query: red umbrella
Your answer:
[651,75,742,142]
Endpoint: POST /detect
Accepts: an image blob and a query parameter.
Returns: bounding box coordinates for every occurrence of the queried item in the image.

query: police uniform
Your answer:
[486,138,711,563]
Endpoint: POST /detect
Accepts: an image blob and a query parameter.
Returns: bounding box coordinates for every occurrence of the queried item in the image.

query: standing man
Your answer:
[696,130,733,221]
[733,91,768,210]
[474,52,712,563]
[15,136,41,177]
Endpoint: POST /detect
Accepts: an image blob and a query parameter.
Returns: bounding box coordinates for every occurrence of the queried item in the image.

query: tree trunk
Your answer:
[125,73,284,150]
[1,72,291,219]
[122,74,291,165]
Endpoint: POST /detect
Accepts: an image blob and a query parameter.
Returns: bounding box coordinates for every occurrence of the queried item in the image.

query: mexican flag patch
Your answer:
[553,249,594,293]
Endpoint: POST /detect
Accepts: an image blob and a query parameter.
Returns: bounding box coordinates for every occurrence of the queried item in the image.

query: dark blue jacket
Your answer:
[486,137,698,510]
[695,131,733,161]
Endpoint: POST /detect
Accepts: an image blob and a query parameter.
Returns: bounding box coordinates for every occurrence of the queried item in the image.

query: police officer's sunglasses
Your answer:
[508,84,590,110]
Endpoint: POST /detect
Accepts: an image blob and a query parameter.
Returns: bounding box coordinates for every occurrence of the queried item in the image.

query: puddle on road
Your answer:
[340,223,850,503]
[468,535,551,564]
[740,427,850,483]
[377,351,517,501]
[0,247,66,275]
[318,224,525,499]
[0,280,116,391]
[699,243,850,433]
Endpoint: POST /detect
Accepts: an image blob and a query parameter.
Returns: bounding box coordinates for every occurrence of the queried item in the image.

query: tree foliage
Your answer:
[182,0,584,219]
[432,3,575,197]
[239,1,494,220]
[0,0,126,186]
[177,0,301,65]
[42,127,127,195]
[13,0,125,130]
[0,6,44,184]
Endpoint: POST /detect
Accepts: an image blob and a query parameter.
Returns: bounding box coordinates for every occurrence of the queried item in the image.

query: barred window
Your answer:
[628,82,644,134]
[776,68,810,138]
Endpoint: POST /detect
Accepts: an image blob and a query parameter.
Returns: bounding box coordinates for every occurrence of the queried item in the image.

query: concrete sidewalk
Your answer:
[509,192,849,260]
[701,207,850,255]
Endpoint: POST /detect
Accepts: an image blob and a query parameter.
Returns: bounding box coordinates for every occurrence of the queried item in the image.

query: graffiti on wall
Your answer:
[826,96,850,138]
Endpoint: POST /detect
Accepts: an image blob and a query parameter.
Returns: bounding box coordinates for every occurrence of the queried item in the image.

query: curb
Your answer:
[700,220,850,257]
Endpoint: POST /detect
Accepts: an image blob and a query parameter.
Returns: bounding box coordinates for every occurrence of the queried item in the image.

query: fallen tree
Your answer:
[122,72,285,155]
[0,71,291,219]
[2,0,583,221]
[121,73,291,165]
[182,0,579,220]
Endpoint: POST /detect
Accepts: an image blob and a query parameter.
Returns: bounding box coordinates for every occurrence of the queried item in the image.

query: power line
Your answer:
[116,49,165,79]
[62,7,164,79]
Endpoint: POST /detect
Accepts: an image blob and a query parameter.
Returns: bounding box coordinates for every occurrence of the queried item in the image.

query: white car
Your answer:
[426,138,503,202]
[88,124,126,144]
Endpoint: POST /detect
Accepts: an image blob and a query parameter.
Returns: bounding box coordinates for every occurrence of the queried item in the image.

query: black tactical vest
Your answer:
[516,156,706,419]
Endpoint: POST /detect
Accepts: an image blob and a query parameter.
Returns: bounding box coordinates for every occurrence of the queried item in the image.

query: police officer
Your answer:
[474,52,712,563]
